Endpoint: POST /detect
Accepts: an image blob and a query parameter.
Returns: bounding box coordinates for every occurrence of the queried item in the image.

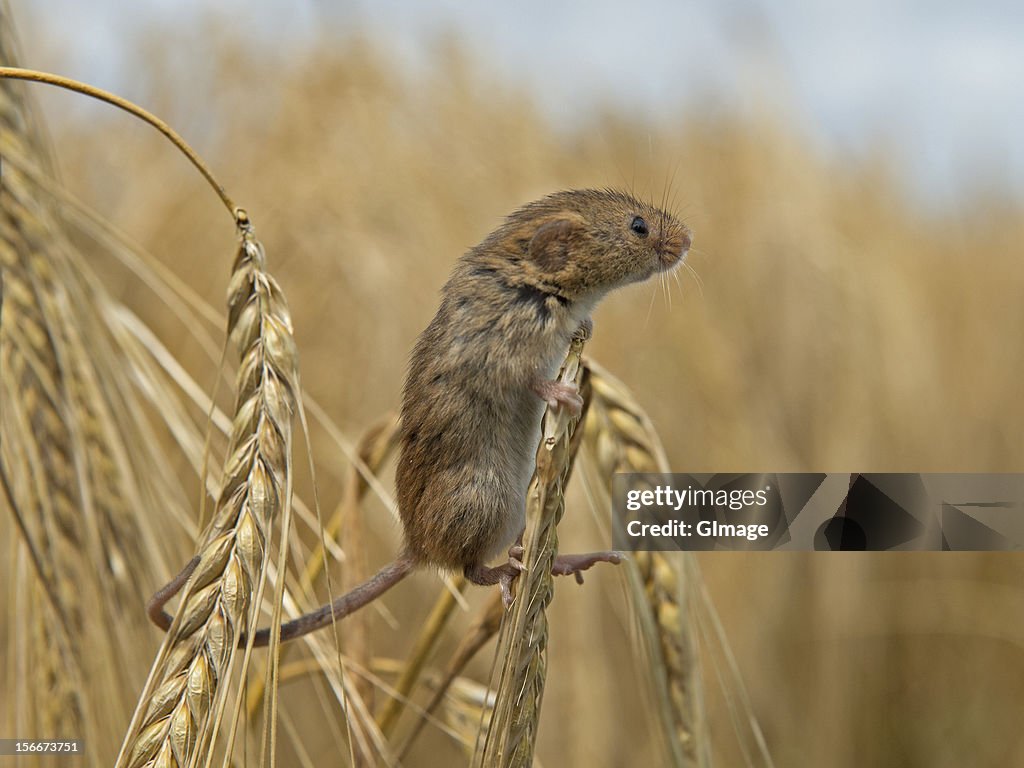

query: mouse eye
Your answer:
[630,216,649,237]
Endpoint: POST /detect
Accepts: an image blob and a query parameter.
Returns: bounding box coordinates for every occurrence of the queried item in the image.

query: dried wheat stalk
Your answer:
[0,67,89,751]
[475,334,590,768]
[583,360,708,768]
[375,573,466,738]
[0,174,89,741]
[443,677,497,762]
[1,18,189,761]
[116,219,298,768]
[396,590,504,759]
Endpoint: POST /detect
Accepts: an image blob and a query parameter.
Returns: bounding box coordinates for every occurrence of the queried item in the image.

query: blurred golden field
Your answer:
[4,9,1024,767]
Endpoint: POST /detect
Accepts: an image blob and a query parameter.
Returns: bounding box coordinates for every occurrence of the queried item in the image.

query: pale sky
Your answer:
[19,0,1024,208]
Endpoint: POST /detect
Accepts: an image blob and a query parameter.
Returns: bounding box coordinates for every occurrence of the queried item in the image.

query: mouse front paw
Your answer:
[572,317,593,342]
[533,379,584,417]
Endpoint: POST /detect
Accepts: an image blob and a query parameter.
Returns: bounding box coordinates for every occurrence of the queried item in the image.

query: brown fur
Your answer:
[397,188,691,571]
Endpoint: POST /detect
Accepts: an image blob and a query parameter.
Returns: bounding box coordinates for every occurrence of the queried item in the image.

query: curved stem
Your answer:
[0,66,238,217]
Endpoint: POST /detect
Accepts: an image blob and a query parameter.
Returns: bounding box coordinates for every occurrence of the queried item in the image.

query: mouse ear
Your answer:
[528,217,584,271]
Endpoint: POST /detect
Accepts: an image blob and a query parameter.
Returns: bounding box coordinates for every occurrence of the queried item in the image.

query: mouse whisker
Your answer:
[682,261,704,298]
[670,266,684,302]
[663,156,681,216]
[644,283,658,328]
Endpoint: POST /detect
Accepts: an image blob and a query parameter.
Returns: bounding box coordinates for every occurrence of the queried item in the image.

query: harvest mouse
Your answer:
[149,188,692,645]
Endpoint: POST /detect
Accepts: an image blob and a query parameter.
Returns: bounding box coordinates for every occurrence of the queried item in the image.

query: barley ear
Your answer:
[584,360,709,767]
[116,215,298,768]
[475,335,589,768]
[246,412,401,720]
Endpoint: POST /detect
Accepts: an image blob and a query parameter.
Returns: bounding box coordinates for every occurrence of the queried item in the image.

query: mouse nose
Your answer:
[664,227,691,258]
[679,228,692,254]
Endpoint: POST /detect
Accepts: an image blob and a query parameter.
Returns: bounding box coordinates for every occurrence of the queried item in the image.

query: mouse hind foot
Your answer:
[465,558,524,608]
[466,549,625,608]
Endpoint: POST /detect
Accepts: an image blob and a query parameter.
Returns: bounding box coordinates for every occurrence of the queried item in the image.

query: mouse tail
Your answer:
[250,555,416,646]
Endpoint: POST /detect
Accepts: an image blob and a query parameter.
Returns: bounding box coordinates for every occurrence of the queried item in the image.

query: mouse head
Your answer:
[509,189,691,301]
